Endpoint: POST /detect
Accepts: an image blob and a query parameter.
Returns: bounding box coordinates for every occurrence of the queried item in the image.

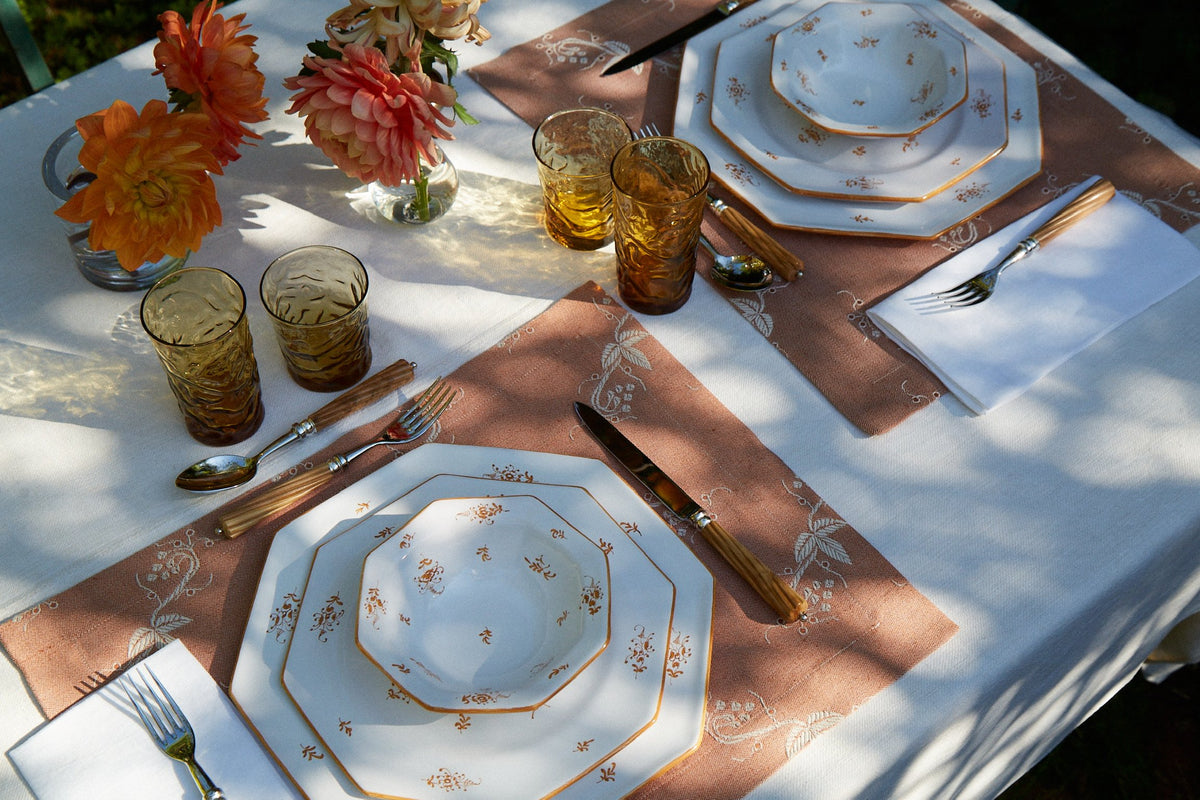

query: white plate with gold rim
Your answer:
[710,2,1007,202]
[676,0,1042,238]
[230,444,714,800]
[356,494,612,714]
[770,1,967,137]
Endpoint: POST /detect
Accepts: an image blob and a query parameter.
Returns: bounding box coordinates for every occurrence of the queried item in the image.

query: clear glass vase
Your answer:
[369,145,459,225]
[42,127,188,291]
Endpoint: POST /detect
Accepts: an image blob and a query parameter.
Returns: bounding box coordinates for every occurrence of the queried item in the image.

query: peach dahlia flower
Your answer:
[154,0,269,165]
[284,43,457,186]
[56,99,223,271]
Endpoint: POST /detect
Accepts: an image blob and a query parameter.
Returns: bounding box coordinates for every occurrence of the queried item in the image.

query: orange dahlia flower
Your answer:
[284,43,457,187]
[56,99,223,271]
[154,0,269,165]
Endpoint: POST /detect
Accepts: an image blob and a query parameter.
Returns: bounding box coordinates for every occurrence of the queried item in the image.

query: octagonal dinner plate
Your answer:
[709,1,1007,202]
[770,1,967,137]
[675,0,1042,238]
[357,494,611,714]
[230,443,714,800]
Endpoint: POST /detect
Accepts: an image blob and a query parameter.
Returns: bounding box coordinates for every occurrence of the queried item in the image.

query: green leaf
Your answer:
[307,39,341,59]
[454,102,479,126]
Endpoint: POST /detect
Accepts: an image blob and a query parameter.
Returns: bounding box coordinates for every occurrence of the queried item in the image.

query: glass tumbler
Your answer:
[260,245,372,392]
[533,108,633,250]
[611,136,711,314]
[140,267,265,446]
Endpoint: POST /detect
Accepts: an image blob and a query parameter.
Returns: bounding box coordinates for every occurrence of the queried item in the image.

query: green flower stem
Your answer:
[413,172,431,222]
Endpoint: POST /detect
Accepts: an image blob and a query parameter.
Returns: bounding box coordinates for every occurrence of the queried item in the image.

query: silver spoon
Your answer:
[698,234,774,291]
[174,360,416,492]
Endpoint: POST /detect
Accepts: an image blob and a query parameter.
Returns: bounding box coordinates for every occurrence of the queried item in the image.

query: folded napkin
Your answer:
[867,178,1200,414]
[8,639,301,800]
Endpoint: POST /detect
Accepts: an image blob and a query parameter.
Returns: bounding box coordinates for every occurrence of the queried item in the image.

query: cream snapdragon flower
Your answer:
[325,0,489,65]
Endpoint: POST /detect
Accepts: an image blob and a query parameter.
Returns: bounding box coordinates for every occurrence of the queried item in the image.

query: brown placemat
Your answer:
[469,0,1200,435]
[2,282,956,800]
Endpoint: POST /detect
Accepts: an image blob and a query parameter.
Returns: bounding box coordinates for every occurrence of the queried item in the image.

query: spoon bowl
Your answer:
[174,359,416,492]
[176,427,309,492]
[699,234,774,291]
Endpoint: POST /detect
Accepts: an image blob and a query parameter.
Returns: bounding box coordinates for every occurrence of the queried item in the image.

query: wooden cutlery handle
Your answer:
[214,466,339,539]
[1031,178,1116,246]
[697,517,808,622]
[708,196,804,281]
[308,359,415,429]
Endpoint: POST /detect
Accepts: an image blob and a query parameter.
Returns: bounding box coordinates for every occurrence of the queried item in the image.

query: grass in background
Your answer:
[0,0,192,106]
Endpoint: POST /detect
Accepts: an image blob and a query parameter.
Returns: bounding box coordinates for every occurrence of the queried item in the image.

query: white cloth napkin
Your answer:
[867,177,1200,414]
[8,640,301,800]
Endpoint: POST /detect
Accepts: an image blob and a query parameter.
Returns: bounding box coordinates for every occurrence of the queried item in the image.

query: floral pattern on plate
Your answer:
[229,444,712,800]
[357,494,612,714]
[711,2,1006,202]
[770,2,967,137]
[676,0,1042,238]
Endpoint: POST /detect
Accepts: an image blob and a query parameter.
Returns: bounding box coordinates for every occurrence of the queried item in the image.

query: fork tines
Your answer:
[634,122,662,139]
[384,376,453,439]
[121,666,194,745]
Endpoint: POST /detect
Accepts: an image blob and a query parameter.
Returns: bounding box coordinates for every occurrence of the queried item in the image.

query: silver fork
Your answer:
[214,377,455,539]
[634,122,661,139]
[121,667,225,800]
[917,179,1116,310]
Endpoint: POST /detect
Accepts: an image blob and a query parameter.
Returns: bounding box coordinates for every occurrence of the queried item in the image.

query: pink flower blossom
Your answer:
[284,43,457,186]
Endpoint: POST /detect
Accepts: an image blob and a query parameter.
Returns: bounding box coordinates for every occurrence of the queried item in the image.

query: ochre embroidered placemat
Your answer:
[1,282,956,800]
[469,0,1200,435]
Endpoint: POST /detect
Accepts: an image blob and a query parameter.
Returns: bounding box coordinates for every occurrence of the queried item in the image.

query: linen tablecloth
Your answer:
[2,283,956,799]
[3,0,1200,798]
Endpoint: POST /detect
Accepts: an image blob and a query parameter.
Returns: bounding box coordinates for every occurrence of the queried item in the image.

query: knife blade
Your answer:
[601,0,763,76]
[575,402,807,622]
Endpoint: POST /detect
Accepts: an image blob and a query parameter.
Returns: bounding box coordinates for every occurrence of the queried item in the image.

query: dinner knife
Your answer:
[601,0,763,76]
[574,402,807,622]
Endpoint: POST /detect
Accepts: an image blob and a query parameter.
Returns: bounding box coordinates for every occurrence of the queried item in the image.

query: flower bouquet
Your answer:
[51,1,268,279]
[284,0,489,223]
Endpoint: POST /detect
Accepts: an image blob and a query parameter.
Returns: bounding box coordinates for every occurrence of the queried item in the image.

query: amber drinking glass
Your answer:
[260,245,372,392]
[611,136,711,314]
[533,108,633,250]
[140,267,265,446]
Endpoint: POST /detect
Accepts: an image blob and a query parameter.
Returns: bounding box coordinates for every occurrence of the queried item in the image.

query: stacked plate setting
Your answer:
[230,444,715,800]
[676,0,1043,238]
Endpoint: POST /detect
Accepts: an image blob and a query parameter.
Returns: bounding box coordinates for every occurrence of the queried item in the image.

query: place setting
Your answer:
[470,0,1200,435]
[3,271,958,799]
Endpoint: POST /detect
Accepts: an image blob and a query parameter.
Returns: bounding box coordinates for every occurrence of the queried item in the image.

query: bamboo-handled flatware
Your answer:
[921,178,1117,309]
[634,124,804,282]
[575,402,807,622]
[706,194,804,281]
[213,378,454,539]
[175,360,417,491]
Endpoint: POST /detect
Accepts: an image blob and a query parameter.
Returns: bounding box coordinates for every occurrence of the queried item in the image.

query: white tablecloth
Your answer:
[2,0,1199,798]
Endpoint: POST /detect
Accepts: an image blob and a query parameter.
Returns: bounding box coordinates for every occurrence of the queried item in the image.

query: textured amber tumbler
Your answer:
[140,267,265,446]
[533,108,633,250]
[611,137,710,314]
[260,245,372,392]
